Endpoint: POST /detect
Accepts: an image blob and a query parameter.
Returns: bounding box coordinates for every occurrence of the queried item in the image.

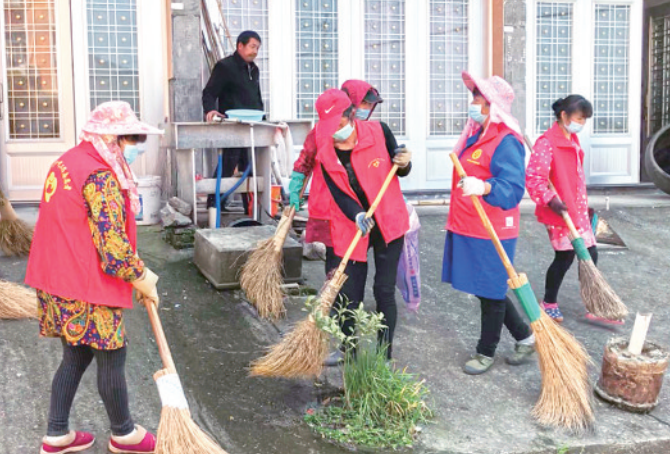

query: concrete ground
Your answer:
[2,189,670,454]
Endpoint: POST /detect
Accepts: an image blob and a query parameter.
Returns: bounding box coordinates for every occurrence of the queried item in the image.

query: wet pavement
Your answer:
[2,189,670,454]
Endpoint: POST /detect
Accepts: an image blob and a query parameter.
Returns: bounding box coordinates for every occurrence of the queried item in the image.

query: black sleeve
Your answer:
[381,122,411,177]
[202,60,228,114]
[321,164,364,222]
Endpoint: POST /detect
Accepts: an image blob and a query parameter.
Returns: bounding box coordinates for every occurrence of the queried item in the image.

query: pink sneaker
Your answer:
[108,426,156,454]
[585,312,625,326]
[41,431,95,454]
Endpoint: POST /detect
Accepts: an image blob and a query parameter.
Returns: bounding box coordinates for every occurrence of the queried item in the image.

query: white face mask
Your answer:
[566,121,584,134]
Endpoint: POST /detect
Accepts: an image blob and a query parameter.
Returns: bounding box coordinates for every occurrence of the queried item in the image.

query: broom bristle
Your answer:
[532,312,594,431]
[156,407,229,454]
[0,279,38,319]
[249,318,329,378]
[0,219,33,257]
[579,261,628,321]
[239,238,285,320]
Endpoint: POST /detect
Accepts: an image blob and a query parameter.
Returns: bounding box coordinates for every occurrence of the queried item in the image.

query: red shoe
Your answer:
[41,431,95,454]
[108,426,156,454]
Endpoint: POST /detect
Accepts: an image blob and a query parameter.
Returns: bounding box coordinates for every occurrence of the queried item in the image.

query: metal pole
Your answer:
[250,124,258,221]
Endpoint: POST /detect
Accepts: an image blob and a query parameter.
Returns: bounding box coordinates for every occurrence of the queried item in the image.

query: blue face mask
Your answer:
[468,104,488,124]
[355,108,371,120]
[123,144,139,165]
[333,122,354,141]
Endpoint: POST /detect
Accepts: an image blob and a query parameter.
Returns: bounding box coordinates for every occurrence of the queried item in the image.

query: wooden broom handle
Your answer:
[144,300,177,373]
[333,164,400,278]
[522,134,582,240]
[449,153,519,281]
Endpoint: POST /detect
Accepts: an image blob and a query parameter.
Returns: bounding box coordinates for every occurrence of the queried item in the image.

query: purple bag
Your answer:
[396,203,421,312]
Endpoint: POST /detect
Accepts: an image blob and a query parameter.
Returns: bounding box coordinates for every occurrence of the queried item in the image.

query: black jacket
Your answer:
[202,51,264,116]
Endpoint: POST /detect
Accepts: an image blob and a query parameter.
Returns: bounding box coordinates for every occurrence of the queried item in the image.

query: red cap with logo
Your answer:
[315,89,353,139]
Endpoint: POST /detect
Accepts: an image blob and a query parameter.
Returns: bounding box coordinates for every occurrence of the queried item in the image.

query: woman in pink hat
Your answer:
[26,102,162,454]
[443,72,535,375]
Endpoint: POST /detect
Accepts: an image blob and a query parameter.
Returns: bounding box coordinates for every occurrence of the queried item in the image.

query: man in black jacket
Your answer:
[202,30,264,215]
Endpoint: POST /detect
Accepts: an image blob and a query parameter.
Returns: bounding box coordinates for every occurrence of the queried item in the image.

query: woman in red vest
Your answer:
[527,96,620,325]
[289,80,389,261]
[26,102,162,454]
[313,89,410,365]
[443,72,535,375]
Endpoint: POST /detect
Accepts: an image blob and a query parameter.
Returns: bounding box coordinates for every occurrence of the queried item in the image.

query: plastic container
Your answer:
[271,185,282,217]
[136,176,162,225]
[225,109,265,122]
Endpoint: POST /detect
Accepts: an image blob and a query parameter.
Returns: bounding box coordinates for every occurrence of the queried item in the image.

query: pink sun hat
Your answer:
[460,71,521,135]
[81,101,164,136]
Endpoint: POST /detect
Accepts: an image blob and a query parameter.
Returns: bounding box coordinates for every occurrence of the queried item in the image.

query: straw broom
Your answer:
[522,135,628,321]
[450,153,593,430]
[240,176,310,320]
[250,165,400,379]
[0,187,33,257]
[0,279,38,319]
[143,298,230,454]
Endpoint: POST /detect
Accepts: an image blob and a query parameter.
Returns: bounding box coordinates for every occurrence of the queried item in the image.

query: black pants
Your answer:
[47,339,134,437]
[325,227,404,359]
[476,296,532,358]
[544,246,598,304]
[206,148,250,213]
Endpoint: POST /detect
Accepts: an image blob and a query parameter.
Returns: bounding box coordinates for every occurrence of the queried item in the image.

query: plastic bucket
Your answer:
[136,176,162,225]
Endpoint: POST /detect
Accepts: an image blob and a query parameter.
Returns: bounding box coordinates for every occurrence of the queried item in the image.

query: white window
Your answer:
[295,0,338,120]
[535,2,573,133]
[86,0,140,113]
[4,0,60,139]
[592,4,630,134]
[364,0,405,135]
[429,0,469,136]
[219,0,270,113]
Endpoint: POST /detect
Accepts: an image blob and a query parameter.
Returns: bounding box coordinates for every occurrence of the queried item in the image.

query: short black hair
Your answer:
[552,95,593,120]
[237,31,262,46]
[118,134,147,143]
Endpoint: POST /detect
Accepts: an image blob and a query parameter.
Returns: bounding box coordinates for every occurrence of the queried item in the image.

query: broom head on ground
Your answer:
[570,235,628,321]
[0,190,33,257]
[144,298,230,454]
[511,273,594,431]
[239,207,295,320]
[249,271,348,379]
[0,279,38,319]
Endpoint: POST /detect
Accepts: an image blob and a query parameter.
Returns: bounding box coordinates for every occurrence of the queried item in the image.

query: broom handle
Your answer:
[332,164,400,279]
[449,153,519,282]
[144,300,178,373]
[522,135,582,240]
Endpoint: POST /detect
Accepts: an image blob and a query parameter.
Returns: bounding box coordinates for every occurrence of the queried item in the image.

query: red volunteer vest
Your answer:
[302,128,330,222]
[25,141,137,309]
[316,121,409,262]
[534,122,585,227]
[447,123,521,240]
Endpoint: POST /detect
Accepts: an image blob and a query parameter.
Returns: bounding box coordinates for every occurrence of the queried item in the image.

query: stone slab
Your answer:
[193,225,302,289]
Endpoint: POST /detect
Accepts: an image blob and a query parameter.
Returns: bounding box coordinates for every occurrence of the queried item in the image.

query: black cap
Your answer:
[363,88,383,104]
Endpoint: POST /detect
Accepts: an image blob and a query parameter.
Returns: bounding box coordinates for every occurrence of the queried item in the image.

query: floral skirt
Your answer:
[38,290,126,350]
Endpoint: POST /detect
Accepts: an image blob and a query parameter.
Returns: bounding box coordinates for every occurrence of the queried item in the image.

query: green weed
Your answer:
[305,303,433,450]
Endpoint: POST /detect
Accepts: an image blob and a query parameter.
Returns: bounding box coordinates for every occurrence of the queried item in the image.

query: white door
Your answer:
[0,0,76,200]
[526,0,642,185]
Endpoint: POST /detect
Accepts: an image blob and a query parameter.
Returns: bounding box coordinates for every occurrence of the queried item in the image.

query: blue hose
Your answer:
[214,157,252,228]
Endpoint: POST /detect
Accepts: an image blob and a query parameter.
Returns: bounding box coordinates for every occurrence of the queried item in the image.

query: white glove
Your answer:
[458,177,486,196]
[132,268,159,307]
[392,147,412,169]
